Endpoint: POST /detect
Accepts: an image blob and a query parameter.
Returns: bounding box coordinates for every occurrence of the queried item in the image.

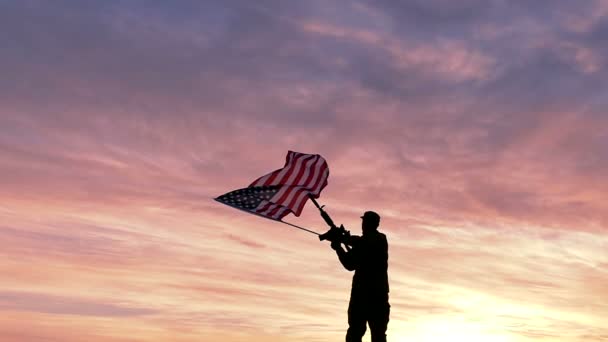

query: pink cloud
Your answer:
[1,1,607,341]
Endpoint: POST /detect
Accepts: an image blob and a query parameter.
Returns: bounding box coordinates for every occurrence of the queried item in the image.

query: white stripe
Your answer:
[264,203,285,218]
[291,159,327,214]
[251,174,271,187]
[257,196,286,216]
[254,200,269,212]
[254,201,276,215]
[257,154,310,216]
[266,152,304,186]
[312,167,329,194]
[268,155,310,201]
[280,156,321,208]
[258,177,299,216]
[278,153,310,187]
[294,167,329,215]
[272,206,289,220]
[250,151,295,187]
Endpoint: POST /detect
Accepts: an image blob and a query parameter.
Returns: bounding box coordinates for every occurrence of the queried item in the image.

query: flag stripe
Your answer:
[283,156,321,205]
[249,151,295,187]
[271,152,307,186]
[255,153,312,216]
[266,155,317,217]
[217,151,329,222]
[288,157,324,204]
[259,201,283,217]
[253,199,270,213]
[273,206,290,220]
[265,151,300,186]
[269,157,324,218]
[256,151,303,189]
[268,156,327,219]
[294,167,329,215]
[254,200,274,216]
[283,157,327,218]
[286,160,328,216]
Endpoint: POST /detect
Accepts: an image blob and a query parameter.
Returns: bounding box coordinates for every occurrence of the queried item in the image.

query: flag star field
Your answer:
[217,186,281,211]
[0,1,607,342]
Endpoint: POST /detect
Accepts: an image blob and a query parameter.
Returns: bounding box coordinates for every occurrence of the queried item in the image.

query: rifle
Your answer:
[309,196,352,246]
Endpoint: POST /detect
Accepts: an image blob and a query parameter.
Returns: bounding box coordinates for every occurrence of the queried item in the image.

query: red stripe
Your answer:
[255,200,278,216]
[294,166,328,216]
[290,162,328,216]
[264,151,296,186]
[266,152,305,187]
[260,154,311,216]
[249,151,295,187]
[266,155,317,217]
[254,200,274,215]
[282,157,325,215]
[274,207,289,220]
[311,168,329,195]
[271,157,326,218]
[254,154,305,216]
[270,156,316,205]
[247,152,329,220]
[260,151,296,186]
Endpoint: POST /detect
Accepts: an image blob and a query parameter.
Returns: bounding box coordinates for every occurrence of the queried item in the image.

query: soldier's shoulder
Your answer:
[373,230,387,242]
[378,231,389,245]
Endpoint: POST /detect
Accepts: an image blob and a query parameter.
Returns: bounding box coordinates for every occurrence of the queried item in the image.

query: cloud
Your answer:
[0,291,157,317]
[1,1,607,341]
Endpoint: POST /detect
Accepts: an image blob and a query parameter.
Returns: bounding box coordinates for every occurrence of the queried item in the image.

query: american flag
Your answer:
[215,151,329,221]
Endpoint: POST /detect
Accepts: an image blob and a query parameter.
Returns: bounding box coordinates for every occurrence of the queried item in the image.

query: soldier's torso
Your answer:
[350,231,389,301]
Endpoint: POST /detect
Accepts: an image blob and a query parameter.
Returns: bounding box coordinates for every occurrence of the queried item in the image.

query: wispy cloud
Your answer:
[1,0,607,341]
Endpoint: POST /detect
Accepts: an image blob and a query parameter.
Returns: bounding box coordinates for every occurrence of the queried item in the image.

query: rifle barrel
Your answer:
[309,195,322,209]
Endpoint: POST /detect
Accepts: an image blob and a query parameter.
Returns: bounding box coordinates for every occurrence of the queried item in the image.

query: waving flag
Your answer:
[215,151,329,221]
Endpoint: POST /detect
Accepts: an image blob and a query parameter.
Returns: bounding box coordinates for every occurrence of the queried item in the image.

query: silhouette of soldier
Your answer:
[331,211,390,342]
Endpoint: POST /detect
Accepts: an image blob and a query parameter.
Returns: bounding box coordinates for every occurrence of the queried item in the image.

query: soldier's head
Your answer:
[361,211,380,234]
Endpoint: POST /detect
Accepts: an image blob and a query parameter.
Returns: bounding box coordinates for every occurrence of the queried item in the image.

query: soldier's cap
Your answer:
[360,211,380,222]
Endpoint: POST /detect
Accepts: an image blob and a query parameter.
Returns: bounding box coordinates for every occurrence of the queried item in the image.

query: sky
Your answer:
[0,0,607,341]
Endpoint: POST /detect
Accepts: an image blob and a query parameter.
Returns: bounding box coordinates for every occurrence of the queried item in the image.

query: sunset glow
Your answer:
[1,1,607,341]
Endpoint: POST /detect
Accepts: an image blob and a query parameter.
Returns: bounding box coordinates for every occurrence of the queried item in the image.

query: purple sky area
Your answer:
[1,1,607,341]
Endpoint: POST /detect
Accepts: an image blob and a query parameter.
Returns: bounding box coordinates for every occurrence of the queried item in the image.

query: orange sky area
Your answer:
[1,1,608,341]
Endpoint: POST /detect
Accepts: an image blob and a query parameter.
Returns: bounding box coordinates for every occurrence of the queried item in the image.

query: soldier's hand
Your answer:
[330,240,342,251]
